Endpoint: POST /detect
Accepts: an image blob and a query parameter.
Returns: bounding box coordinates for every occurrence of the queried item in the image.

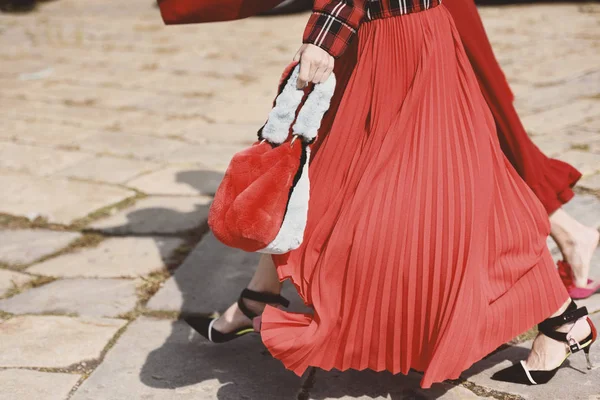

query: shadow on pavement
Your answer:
[176,170,224,197]
[130,168,600,397]
[140,320,458,399]
[131,169,462,398]
[140,322,304,399]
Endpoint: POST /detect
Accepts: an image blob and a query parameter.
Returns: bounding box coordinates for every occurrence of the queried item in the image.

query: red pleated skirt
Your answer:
[444,0,581,214]
[262,6,569,388]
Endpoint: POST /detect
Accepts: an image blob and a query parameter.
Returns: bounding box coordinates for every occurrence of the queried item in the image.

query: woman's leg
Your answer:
[525,298,592,371]
[211,254,281,332]
[550,209,600,288]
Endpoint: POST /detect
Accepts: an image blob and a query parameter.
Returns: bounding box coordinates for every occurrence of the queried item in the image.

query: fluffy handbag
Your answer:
[208,63,336,254]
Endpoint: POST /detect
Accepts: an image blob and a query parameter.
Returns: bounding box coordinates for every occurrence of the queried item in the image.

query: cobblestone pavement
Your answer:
[1,1,600,399]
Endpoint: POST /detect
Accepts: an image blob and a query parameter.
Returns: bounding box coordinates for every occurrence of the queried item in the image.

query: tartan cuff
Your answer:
[303,11,357,58]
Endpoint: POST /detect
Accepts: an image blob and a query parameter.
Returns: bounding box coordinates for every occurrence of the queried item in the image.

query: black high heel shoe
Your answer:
[184,289,290,343]
[492,301,597,385]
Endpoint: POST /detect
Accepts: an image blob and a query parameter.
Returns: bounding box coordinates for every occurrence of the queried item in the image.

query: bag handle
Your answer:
[260,64,336,145]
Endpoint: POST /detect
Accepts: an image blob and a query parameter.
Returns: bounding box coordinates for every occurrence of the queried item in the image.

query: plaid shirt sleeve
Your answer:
[303,0,366,58]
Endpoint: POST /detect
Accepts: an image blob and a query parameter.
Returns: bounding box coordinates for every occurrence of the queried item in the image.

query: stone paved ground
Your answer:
[1,1,599,399]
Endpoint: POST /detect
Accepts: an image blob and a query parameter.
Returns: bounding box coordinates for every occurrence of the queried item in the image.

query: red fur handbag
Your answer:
[208,63,336,254]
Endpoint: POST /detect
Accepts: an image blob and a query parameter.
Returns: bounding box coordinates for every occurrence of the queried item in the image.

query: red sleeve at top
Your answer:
[157,0,284,25]
[302,0,366,58]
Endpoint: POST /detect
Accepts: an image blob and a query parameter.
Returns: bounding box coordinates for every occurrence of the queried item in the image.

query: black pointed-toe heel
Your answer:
[184,289,290,343]
[491,301,597,385]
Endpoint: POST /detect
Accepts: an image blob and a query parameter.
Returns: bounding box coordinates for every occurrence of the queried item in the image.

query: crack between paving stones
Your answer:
[0,92,218,124]
[522,69,600,89]
[450,379,525,400]
[574,186,600,202]
[65,319,134,400]
[0,366,86,374]
[79,229,196,238]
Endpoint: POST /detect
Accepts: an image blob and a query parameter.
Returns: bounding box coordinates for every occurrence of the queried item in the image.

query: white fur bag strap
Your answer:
[261,64,336,145]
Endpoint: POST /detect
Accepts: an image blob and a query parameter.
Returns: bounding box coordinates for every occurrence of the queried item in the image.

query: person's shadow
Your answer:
[92,166,600,398]
[90,168,473,399]
[89,167,593,398]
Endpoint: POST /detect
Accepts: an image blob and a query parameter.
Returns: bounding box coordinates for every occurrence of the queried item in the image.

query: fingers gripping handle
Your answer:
[261,64,336,145]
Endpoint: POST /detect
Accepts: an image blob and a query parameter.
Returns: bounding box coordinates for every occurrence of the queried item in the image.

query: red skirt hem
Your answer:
[262,6,569,388]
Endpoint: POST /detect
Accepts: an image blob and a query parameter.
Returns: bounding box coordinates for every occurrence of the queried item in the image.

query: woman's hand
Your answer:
[294,44,334,88]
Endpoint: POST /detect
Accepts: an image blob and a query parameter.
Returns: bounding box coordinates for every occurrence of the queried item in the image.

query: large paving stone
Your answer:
[579,295,600,318]
[0,172,135,224]
[0,315,126,368]
[513,71,600,116]
[556,150,600,177]
[146,233,309,315]
[565,129,600,149]
[90,196,212,235]
[0,142,88,176]
[0,369,80,400]
[0,269,34,297]
[71,318,303,400]
[580,173,600,191]
[308,369,480,400]
[562,194,600,230]
[529,135,571,158]
[521,100,599,136]
[78,131,185,161]
[510,4,600,38]
[27,237,183,278]
[126,167,223,196]
[55,155,161,184]
[0,278,137,317]
[0,229,80,265]
[180,123,259,146]
[206,97,275,125]
[461,313,600,400]
[159,143,243,172]
[581,115,600,134]
[508,52,600,87]
[2,119,97,147]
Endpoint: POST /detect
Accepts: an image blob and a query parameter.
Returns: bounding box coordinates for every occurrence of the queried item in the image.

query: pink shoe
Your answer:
[558,260,600,299]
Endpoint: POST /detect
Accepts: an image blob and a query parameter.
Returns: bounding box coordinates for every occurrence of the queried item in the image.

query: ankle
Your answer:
[241,298,267,315]
[246,283,282,296]
[545,302,591,339]
[551,231,576,257]
[549,300,571,318]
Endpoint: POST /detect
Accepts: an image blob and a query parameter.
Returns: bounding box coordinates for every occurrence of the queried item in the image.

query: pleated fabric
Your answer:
[444,0,581,214]
[262,6,569,388]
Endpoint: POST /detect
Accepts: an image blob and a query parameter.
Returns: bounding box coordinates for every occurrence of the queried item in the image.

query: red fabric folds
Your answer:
[444,0,581,214]
[262,6,569,388]
[156,0,581,213]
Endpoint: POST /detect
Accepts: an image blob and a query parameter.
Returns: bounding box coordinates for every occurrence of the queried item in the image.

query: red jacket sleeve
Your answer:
[303,0,366,58]
[157,0,284,25]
